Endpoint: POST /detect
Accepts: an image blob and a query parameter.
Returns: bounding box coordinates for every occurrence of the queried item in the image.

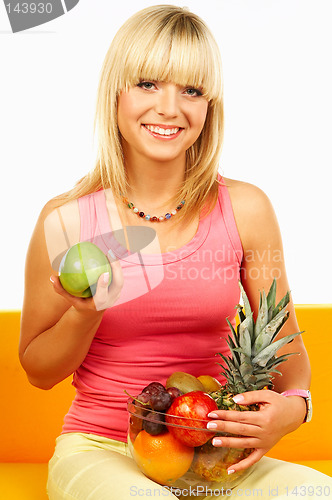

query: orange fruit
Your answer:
[132,430,194,485]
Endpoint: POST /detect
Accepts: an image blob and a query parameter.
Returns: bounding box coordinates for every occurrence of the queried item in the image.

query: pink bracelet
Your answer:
[281,389,312,423]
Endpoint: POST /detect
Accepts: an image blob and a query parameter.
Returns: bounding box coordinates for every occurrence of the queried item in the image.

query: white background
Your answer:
[0,0,331,309]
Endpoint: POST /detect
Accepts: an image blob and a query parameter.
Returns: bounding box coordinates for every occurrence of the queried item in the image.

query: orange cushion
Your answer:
[267,305,332,461]
[1,306,331,463]
[0,463,48,499]
[0,311,74,462]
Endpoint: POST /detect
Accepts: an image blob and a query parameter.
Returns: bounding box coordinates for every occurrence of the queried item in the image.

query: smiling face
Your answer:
[117,81,209,165]
[93,6,224,219]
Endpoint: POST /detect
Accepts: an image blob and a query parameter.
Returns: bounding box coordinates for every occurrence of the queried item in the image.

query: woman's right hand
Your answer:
[50,257,124,315]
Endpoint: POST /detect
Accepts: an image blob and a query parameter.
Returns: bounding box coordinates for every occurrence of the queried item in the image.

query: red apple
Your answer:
[165,391,218,447]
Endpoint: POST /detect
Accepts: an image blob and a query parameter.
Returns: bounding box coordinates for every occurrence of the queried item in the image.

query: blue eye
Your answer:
[185,88,203,97]
[137,81,155,90]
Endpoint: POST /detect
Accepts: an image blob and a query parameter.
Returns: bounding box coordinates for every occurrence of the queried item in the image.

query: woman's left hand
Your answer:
[207,389,307,473]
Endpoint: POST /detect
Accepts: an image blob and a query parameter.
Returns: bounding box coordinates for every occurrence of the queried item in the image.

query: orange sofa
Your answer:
[1,306,331,499]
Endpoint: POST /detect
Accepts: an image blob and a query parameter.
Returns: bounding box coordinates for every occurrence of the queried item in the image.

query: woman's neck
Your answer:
[124,156,186,209]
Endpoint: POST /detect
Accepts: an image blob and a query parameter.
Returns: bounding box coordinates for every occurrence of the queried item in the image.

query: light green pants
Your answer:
[47,433,332,499]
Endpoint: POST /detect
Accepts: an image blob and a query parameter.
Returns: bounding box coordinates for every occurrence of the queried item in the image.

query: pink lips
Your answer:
[142,124,183,140]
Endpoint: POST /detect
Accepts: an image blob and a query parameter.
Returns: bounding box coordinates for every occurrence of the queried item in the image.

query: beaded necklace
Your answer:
[121,196,185,222]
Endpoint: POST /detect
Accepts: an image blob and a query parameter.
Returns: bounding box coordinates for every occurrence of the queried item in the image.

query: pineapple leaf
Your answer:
[266,278,277,310]
[226,318,242,366]
[254,289,269,336]
[265,352,300,370]
[239,281,252,318]
[226,340,242,369]
[238,312,254,339]
[239,359,252,379]
[216,354,232,370]
[238,325,253,358]
[218,281,304,394]
[269,368,282,376]
[226,335,237,351]
[253,306,289,356]
[252,331,301,367]
[273,291,290,317]
[266,278,277,322]
[236,304,246,323]
[250,373,272,389]
[226,318,237,342]
[217,354,238,376]
[270,310,290,342]
[243,374,258,388]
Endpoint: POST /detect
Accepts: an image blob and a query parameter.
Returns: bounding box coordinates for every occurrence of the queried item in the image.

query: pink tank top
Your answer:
[62,177,243,442]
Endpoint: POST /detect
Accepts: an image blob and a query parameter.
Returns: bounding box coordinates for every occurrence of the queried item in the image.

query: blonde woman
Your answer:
[19,5,331,499]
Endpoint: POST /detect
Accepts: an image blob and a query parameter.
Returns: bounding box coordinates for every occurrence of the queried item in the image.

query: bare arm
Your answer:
[232,180,311,395]
[19,200,123,390]
[232,180,311,392]
[209,179,310,472]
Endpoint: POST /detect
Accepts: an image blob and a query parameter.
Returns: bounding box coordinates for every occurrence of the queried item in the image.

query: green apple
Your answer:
[59,242,112,298]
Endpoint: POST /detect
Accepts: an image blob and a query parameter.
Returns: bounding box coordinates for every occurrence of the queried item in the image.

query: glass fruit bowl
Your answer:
[127,399,254,494]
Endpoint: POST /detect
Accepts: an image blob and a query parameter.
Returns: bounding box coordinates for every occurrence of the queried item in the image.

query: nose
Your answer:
[155,84,179,118]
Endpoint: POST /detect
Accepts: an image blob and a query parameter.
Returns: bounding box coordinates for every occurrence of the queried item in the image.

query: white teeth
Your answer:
[144,125,180,136]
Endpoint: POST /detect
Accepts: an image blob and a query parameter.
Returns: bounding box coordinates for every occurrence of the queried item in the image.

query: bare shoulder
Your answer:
[24,195,81,307]
[24,195,79,288]
[29,198,66,255]
[222,177,280,250]
[40,196,80,223]
[43,197,81,260]
[222,177,272,210]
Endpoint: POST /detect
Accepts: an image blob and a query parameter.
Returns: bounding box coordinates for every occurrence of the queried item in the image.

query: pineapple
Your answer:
[191,278,302,482]
[212,278,301,407]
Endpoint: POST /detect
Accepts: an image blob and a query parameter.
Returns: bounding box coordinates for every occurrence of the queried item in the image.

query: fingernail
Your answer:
[207,422,217,429]
[233,395,244,403]
[103,272,109,284]
[108,249,116,260]
[212,437,222,446]
[49,276,55,284]
[228,469,235,475]
[208,412,218,418]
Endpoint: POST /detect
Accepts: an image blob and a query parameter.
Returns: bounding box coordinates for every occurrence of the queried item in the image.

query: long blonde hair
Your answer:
[57,5,224,220]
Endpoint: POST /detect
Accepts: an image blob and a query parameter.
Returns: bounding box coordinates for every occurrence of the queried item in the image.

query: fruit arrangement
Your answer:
[59,242,112,297]
[127,375,220,485]
[127,279,301,488]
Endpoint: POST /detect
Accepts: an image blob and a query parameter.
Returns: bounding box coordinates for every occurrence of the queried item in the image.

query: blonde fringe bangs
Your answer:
[55,6,224,222]
[117,9,223,104]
